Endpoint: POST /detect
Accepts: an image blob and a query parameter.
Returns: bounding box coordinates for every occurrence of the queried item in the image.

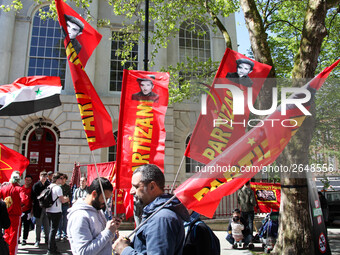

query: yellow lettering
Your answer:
[210,128,231,143]
[132,142,151,152]
[134,126,152,139]
[78,103,93,117]
[194,187,210,201]
[82,116,95,131]
[210,179,224,192]
[203,148,215,160]
[132,153,150,164]
[135,118,153,128]
[136,104,153,117]
[207,140,226,154]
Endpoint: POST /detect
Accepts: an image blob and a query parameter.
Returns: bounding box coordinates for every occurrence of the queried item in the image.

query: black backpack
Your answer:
[37,186,58,208]
[183,219,220,255]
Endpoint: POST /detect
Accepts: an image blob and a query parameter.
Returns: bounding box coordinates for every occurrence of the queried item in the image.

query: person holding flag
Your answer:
[113,164,189,255]
[0,171,29,255]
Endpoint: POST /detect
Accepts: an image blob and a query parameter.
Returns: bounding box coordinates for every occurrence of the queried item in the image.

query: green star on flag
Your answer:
[35,88,42,95]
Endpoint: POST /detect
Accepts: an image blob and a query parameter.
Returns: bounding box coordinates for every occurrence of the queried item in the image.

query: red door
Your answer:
[26,128,57,183]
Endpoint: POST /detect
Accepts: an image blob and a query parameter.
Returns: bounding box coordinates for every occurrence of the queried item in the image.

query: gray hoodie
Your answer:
[67,200,114,255]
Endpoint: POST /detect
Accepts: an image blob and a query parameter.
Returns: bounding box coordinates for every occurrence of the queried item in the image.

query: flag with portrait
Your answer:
[115,70,169,189]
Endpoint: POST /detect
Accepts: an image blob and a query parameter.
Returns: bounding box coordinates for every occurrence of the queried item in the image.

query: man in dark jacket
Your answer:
[226,58,254,87]
[32,171,50,247]
[113,164,189,255]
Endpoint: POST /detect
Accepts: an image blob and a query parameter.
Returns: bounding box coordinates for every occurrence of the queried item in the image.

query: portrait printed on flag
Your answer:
[226,58,254,87]
[131,75,160,102]
[63,14,84,55]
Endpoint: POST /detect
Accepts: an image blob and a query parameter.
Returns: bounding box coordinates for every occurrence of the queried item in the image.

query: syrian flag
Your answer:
[0,76,62,116]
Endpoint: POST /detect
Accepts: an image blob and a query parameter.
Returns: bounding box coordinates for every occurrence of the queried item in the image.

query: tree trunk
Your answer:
[239,0,330,254]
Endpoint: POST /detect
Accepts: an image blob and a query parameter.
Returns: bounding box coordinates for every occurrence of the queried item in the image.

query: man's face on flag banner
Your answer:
[139,80,154,95]
[130,172,152,206]
[67,20,82,39]
[237,63,252,77]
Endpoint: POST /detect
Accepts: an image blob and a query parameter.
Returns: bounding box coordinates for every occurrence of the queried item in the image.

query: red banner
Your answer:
[0,143,29,183]
[55,0,115,151]
[55,0,102,67]
[185,48,272,164]
[86,161,133,218]
[86,161,116,185]
[116,70,169,189]
[175,60,339,218]
[250,182,281,213]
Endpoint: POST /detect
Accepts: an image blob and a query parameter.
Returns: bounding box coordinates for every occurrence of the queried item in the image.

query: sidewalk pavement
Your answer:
[17,225,340,255]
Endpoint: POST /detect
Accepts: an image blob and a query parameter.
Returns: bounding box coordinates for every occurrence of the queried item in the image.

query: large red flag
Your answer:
[86,161,116,185]
[116,70,169,189]
[55,0,115,150]
[185,48,272,164]
[55,0,102,67]
[175,60,339,218]
[0,143,29,183]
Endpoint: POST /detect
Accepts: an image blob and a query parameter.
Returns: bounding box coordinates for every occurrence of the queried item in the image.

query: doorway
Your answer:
[25,127,57,183]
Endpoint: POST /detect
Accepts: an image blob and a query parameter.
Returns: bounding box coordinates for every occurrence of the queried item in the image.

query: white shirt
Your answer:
[46,183,63,213]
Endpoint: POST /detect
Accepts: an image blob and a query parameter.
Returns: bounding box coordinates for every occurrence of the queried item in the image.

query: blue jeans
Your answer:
[226,233,252,245]
[57,204,69,238]
[47,212,61,252]
[241,211,255,236]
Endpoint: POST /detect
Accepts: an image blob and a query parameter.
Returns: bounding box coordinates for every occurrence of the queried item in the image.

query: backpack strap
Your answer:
[49,185,59,206]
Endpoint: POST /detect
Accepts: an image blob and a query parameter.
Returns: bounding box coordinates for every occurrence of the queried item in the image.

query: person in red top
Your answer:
[20,175,33,245]
[0,171,28,255]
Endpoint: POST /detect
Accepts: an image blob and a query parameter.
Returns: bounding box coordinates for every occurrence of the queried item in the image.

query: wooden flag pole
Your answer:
[90,151,109,214]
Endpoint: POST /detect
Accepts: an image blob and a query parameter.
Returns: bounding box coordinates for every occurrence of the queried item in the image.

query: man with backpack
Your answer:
[45,172,70,255]
[183,210,220,255]
[32,171,50,247]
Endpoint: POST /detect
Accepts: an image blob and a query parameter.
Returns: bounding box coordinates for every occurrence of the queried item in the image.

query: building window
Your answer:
[179,20,211,82]
[110,32,138,91]
[185,134,204,173]
[108,131,118,162]
[28,6,66,87]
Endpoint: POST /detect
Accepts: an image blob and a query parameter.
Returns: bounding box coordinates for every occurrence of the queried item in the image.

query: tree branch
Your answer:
[326,0,340,9]
[265,19,302,32]
[203,0,233,49]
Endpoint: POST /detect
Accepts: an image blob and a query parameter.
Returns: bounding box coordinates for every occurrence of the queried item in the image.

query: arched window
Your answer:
[110,32,138,91]
[179,20,211,82]
[185,134,204,173]
[28,6,66,87]
[108,131,118,162]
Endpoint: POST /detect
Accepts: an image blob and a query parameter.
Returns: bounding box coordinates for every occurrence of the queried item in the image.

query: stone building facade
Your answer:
[0,0,237,194]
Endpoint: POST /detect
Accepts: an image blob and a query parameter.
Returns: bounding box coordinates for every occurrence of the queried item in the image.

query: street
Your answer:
[17,224,340,255]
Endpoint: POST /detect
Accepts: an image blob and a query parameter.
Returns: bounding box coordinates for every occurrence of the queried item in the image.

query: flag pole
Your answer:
[90,151,109,214]
[127,194,177,239]
[114,188,118,217]
[169,155,185,194]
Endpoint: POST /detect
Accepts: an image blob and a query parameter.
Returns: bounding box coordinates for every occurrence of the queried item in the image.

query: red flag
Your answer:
[69,162,81,188]
[86,161,115,185]
[0,143,29,183]
[55,0,115,150]
[55,0,102,67]
[175,60,339,218]
[116,70,169,189]
[185,48,272,164]
[251,182,281,213]
[0,76,61,116]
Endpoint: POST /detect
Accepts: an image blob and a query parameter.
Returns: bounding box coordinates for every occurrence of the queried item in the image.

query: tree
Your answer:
[2,0,339,252]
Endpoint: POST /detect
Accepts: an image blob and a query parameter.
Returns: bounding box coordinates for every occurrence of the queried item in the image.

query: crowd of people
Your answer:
[0,170,88,255]
[0,165,279,255]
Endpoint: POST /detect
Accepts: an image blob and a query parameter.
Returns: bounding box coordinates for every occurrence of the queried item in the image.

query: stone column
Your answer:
[0,2,16,84]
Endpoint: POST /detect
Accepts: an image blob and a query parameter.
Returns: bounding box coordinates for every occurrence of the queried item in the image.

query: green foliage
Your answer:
[310,78,340,164]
